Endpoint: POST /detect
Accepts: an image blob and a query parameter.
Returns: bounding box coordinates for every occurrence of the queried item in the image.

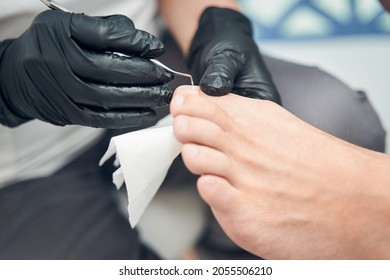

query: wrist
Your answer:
[330,142,390,258]
[354,150,390,258]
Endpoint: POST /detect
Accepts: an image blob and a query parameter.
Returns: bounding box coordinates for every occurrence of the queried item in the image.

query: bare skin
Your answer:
[159,0,389,56]
[170,86,390,259]
[380,0,390,12]
[158,0,240,55]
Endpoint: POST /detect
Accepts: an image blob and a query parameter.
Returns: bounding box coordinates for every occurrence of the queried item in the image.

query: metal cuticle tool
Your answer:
[149,59,194,87]
[39,0,195,87]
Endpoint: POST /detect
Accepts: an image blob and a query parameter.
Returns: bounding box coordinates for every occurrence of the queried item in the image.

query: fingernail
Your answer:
[188,86,200,95]
[173,95,184,107]
[204,175,218,187]
[185,144,198,159]
[175,116,188,132]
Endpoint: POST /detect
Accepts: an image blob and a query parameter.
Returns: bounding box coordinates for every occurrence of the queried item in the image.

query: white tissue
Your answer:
[99,116,182,228]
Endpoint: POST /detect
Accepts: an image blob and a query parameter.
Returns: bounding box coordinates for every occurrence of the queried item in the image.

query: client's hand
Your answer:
[170,86,390,259]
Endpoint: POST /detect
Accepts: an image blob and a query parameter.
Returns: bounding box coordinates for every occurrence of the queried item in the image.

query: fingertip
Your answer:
[161,85,174,105]
[200,74,232,96]
[162,71,174,83]
[175,85,201,95]
[197,175,236,212]
[128,30,165,58]
[172,115,189,141]
[82,109,156,129]
[141,34,165,58]
[71,14,166,57]
[173,85,188,97]
[170,86,201,115]
[181,142,199,160]
[170,94,185,116]
[180,144,203,175]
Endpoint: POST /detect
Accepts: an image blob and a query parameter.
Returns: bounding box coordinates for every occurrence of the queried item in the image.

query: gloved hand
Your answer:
[187,7,281,104]
[0,10,173,128]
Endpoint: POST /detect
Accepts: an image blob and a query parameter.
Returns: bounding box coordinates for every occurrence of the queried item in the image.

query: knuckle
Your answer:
[32,10,53,24]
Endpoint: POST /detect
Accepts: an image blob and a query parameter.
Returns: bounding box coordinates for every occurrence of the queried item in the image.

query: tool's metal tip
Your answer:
[150,59,194,87]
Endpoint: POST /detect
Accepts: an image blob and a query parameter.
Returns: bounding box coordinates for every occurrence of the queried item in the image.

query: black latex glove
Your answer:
[188,7,281,104]
[0,10,173,128]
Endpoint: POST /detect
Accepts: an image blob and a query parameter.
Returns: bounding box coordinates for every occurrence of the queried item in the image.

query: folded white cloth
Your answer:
[99,116,182,228]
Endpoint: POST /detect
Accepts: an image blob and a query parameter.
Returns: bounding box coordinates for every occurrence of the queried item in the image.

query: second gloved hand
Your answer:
[0,10,173,128]
[188,7,281,104]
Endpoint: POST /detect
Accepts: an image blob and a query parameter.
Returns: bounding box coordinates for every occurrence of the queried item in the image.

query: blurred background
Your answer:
[240,0,390,152]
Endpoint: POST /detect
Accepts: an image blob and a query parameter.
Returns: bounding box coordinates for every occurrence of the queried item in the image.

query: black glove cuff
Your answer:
[0,39,32,127]
[187,7,252,68]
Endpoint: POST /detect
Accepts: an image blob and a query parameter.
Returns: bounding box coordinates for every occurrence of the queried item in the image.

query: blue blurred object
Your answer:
[238,0,390,40]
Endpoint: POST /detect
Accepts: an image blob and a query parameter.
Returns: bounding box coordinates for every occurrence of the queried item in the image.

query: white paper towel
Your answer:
[99,116,182,228]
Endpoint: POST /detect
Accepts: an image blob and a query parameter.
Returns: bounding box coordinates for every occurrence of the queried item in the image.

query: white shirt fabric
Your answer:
[0,0,160,188]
